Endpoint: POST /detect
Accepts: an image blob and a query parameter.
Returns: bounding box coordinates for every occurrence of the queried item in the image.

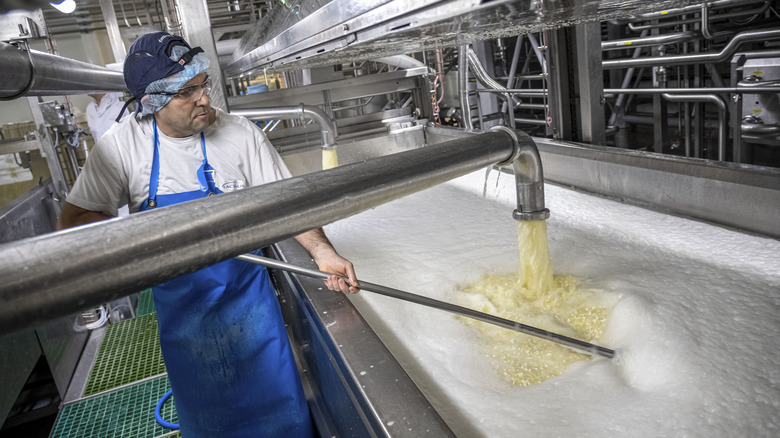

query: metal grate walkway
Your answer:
[51,301,179,438]
[51,375,179,438]
[83,313,166,396]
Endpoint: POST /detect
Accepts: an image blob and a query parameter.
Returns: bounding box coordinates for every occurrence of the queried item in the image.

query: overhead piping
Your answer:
[603,28,780,69]
[231,105,337,149]
[0,42,126,100]
[661,93,727,161]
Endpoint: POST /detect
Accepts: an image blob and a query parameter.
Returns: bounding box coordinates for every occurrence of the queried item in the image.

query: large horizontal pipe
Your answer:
[0,43,126,100]
[603,28,780,69]
[0,129,522,336]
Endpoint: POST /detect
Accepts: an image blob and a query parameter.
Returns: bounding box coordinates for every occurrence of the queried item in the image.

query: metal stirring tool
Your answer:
[238,254,616,359]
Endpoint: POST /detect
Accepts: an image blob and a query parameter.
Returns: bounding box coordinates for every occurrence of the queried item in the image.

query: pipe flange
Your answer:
[513,208,550,221]
[488,125,522,167]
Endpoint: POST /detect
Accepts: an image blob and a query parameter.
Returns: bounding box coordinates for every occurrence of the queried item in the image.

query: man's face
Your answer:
[154,73,212,138]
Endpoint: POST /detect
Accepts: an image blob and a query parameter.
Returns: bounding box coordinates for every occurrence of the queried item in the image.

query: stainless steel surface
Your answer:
[240,253,614,358]
[0,42,126,99]
[228,67,427,110]
[231,105,337,149]
[0,179,86,409]
[0,329,41,425]
[0,180,60,244]
[0,8,47,40]
[575,22,606,145]
[63,326,106,403]
[36,315,89,398]
[227,0,702,75]
[269,240,455,437]
[0,130,523,336]
[531,136,780,238]
[27,98,69,199]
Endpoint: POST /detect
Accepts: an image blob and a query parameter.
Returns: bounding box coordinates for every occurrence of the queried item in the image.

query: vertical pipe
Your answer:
[177,0,230,112]
[458,45,473,130]
[501,34,523,114]
[608,30,649,127]
[662,93,727,160]
[98,0,127,62]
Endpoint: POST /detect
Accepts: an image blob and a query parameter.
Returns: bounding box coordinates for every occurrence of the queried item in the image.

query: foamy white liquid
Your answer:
[323,169,780,437]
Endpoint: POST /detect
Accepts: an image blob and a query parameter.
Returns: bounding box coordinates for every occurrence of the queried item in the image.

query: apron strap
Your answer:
[145,120,162,209]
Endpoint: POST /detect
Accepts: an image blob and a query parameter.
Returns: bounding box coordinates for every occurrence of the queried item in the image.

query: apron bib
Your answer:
[140,121,312,437]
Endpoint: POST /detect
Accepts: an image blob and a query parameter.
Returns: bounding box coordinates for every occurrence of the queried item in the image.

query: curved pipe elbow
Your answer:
[230,105,338,149]
[300,104,338,149]
[489,126,550,221]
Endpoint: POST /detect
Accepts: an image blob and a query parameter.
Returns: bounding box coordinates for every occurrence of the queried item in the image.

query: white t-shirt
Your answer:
[85,92,126,140]
[68,108,292,216]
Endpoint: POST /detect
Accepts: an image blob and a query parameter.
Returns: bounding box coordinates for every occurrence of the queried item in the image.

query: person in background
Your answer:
[85,91,125,140]
[57,32,359,437]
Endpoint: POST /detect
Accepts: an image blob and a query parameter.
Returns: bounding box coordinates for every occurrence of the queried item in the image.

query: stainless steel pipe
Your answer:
[601,31,700,51]
[603,28,780,69]
[231,105,337,149]
[661,93,727,161]
[501,127,550,221]
[0,128,549,336]
[0,43,126,100]
[458,45,473,130]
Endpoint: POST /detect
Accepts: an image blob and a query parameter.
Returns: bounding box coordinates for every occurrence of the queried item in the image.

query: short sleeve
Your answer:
[66,136,128,217]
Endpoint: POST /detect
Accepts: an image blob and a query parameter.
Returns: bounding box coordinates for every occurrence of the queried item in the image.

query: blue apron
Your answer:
[140,121,312,437]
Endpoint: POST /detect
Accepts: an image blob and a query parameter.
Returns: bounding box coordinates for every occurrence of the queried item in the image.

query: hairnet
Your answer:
[138,45,210,115]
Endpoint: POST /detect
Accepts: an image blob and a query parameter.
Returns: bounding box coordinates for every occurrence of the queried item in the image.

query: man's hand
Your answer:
[315,251,359,294]
[294,228,360,294]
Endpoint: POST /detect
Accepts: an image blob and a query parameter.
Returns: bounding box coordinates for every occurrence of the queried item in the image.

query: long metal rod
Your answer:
[238,254,615,359]
[0,130,521,336]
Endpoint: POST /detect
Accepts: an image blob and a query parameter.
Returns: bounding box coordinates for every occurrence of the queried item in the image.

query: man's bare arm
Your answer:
[56,202,113,230]
[295,228,359,294]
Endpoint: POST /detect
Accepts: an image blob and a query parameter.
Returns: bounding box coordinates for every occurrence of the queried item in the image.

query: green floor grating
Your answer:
[51,375,180,438]
[136,289,156,316]
[83,313,166,396]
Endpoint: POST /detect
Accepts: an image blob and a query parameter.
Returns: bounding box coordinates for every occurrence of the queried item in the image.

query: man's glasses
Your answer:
[154,77,212,102]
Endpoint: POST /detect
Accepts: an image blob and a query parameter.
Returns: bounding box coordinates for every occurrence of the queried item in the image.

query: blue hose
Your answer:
[155,390,180,430]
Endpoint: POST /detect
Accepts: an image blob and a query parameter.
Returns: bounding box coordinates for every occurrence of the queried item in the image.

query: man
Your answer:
[57,32,358,437]
[85,91,125,141]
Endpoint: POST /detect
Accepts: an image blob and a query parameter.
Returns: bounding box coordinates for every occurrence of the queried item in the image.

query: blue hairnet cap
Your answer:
[123,32,204,100]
